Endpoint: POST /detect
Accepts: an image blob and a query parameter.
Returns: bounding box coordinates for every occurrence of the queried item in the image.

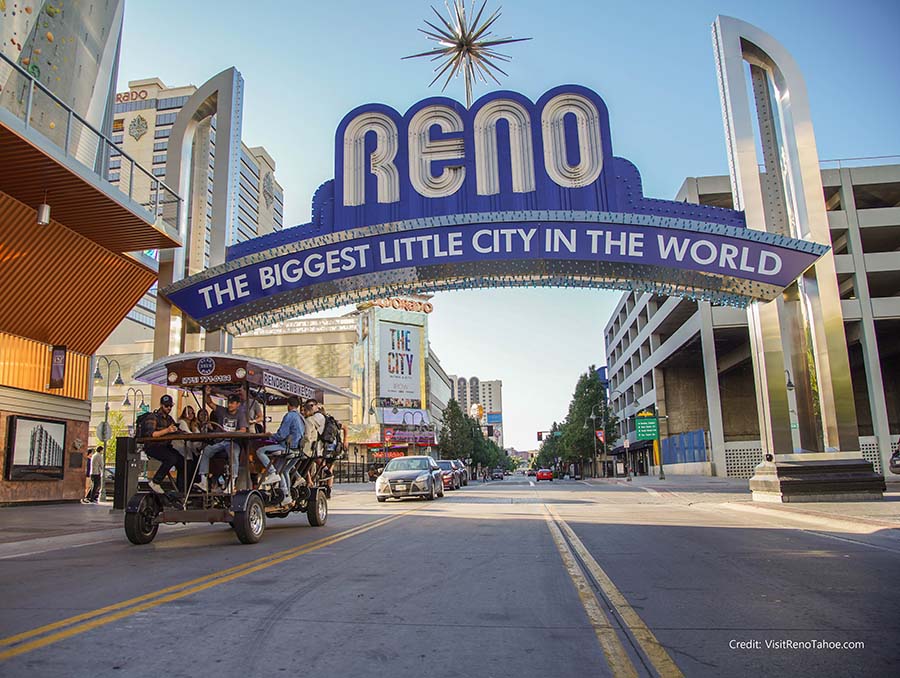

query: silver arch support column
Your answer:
[712,16,883,501]
[153,68,244,401]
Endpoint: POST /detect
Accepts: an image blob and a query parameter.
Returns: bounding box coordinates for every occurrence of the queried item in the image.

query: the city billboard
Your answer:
[378,321,425,408]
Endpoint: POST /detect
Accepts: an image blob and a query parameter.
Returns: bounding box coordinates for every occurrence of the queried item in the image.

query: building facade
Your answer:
[604,162,900,478]
[109,77,284,331]
[1,2,182,503]
[448,375,504,447]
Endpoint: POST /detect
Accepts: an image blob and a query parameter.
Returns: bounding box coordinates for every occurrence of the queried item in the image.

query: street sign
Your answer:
[595,430,605,442]
[97,421,112,442]
[624,438,630,449]
[635,415,659,440]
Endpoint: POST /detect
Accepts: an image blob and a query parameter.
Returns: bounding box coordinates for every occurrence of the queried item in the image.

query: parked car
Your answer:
[535,468,553,481]
[436,460,462,490]
[491,468,504,480]
[453,459,469,486]
[375,456,444,502]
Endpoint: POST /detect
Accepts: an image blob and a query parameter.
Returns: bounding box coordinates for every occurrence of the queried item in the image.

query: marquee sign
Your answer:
[163,85,827,333]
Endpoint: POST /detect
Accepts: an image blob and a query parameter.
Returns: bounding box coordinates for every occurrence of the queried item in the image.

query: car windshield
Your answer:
[437,461,453,470]
[384,458,429,472]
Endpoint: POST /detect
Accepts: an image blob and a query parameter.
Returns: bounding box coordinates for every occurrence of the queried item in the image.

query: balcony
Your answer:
[0,52,181,252]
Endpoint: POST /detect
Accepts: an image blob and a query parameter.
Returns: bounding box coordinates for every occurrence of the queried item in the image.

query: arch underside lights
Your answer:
[163,209,825,335]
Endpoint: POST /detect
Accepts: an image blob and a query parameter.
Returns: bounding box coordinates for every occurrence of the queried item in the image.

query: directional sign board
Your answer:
[97,421,112,442]
[635,415,659,441]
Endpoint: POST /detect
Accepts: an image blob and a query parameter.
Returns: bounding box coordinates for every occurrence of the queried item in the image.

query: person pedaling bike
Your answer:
[253,395,305,506]
[138,394,185,494]
[194,393,247,492]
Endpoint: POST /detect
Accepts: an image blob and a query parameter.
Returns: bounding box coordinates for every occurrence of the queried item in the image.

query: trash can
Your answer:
[114,436,141,510]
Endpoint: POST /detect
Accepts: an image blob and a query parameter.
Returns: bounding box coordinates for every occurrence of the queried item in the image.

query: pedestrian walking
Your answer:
[82,445,104,503]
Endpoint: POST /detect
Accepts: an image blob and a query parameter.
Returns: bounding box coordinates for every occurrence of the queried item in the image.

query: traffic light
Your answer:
[487,426,494,437]
[537,432,543,441]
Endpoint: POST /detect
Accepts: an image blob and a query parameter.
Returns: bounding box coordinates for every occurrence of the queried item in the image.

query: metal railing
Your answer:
[818,155,900,170]
[332,461,370,484]
[0,51,182,233]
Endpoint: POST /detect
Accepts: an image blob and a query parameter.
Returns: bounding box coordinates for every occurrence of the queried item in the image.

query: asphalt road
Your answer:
[1,477,898,677]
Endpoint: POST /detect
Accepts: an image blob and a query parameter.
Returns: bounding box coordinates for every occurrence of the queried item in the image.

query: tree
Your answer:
[437,400,473,461]
[535,421,563,469]
[557,365,619,477]
[103,410,130,465]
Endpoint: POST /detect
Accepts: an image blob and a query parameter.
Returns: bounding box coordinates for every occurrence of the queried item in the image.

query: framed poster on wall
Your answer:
[5,416,66,481]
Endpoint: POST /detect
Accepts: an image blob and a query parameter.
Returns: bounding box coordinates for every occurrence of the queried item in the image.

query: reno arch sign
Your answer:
[163,85,827,334]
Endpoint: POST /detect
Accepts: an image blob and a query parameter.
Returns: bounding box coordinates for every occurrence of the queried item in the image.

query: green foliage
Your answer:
[103,410,130,464]
[535,421,563,469]
[438,399,511,471]
[535,365,619,474]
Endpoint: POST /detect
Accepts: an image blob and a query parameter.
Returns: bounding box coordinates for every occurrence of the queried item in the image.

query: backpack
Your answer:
[319,414,342,449]
[136,410,166,438]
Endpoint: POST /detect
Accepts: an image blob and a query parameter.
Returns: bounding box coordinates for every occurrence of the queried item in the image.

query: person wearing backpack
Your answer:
[303,399,327,457]
[253,396,304,506]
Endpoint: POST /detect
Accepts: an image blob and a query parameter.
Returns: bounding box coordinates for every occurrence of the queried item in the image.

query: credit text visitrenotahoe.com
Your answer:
[729,639,865,651]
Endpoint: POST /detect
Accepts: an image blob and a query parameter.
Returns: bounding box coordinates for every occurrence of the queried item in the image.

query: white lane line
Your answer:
[529,481,535,487]
[801,530,900,555]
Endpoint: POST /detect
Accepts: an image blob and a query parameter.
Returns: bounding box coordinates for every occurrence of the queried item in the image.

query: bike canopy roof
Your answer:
[134,351,358,405]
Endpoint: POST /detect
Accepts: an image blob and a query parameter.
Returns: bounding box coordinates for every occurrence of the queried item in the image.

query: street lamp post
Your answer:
[402,411,425,456]
[93,356,124,502]
[605,389,623,479]
[368,398,398,468]
[584,408,599,478]
[122,388,146,432]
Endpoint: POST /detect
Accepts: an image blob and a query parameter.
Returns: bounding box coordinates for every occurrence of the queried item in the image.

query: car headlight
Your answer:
[415,473,430,483]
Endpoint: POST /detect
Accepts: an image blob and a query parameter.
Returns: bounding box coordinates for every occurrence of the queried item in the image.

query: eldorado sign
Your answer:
[163,85,827,333]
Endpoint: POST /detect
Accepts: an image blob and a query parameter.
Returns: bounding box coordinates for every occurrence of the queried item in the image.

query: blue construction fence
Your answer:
[660,429,707,465]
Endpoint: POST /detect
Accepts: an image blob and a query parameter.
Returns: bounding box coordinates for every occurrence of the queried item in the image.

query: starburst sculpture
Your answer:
[403,0,531,108]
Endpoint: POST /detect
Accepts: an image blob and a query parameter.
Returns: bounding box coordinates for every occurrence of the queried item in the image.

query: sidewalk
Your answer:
[583,473,900,529]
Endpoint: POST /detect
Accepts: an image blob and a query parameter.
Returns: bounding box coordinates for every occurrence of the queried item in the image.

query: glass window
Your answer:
[156,95,189,111]
[153,154,167,165]
[154,128,171,139]
[153,141,168,152]
[114,99,156,114]
[152,167,166,177]
[155,112,178,126]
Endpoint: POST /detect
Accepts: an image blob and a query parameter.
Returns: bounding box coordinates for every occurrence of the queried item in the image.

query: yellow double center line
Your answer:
[0,510,411,662]
[544,505,684,678]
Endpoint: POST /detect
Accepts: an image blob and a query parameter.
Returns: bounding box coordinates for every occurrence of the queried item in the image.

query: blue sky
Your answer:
[118,0,899,451]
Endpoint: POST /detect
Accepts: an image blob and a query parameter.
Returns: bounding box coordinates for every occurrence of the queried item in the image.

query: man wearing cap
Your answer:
[195,394,248,492]
[140,394,184,493]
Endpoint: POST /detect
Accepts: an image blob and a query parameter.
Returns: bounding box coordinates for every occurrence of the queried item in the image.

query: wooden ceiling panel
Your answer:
[0,121,181,252]
[0,191,157,355]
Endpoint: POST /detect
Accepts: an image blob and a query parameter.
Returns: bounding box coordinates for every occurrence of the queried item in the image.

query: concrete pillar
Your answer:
[699,303,727,475]
[839,168,892,473]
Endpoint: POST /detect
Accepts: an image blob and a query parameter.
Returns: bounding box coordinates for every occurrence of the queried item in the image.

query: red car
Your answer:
[535,469,553,482]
